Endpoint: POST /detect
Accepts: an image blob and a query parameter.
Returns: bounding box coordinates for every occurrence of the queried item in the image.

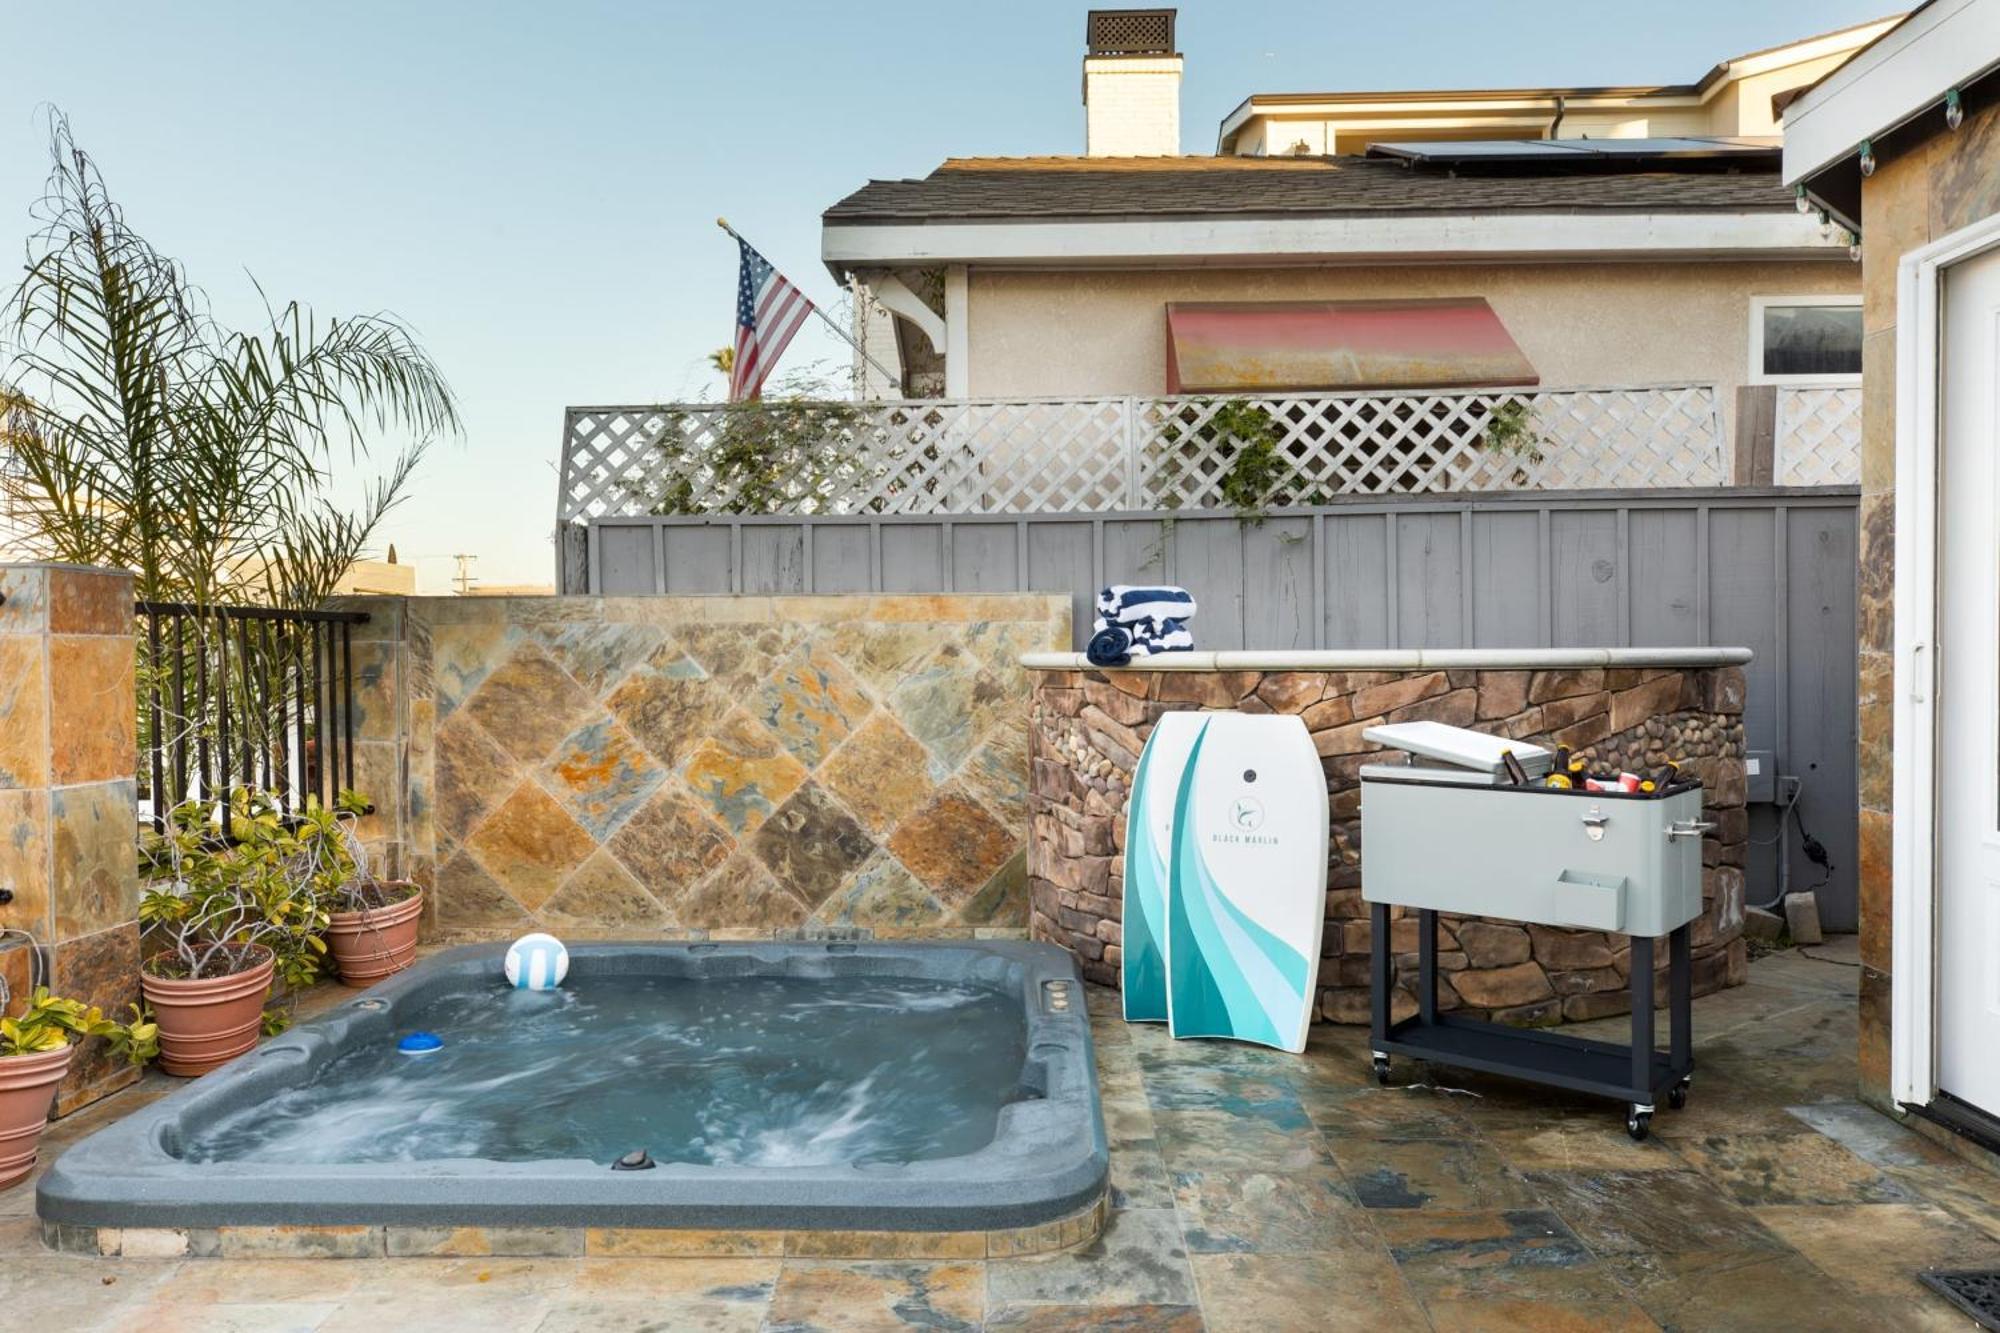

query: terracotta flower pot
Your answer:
[327,885,424,987]
[0,1042,74,1190]
[142,946,275,1077]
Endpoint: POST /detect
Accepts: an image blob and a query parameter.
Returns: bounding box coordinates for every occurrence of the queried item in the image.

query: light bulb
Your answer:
[1947,89,1965,131]
[1848,234,1862,262]
[1795,184,1811,214]
[1859,140,1876,177]
[1819,210,1833,238]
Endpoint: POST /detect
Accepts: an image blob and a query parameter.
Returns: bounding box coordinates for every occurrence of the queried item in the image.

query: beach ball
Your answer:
[504,933,569,991]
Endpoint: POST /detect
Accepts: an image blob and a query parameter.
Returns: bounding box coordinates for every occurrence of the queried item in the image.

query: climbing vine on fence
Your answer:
[1156,398,1314,520]
[634,399,872,515]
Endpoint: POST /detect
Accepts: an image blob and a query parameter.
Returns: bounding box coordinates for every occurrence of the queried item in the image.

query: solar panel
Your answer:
[1367,141,1596,163]
[1366,137,1781,165]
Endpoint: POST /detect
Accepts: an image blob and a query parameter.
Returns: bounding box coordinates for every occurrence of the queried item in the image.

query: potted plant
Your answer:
[139,791,334,1075]
[0,988,154,1188]
[321,791,423,986]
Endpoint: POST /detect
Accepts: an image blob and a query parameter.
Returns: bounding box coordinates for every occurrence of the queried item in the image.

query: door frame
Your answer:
[1892,210,2000,1111]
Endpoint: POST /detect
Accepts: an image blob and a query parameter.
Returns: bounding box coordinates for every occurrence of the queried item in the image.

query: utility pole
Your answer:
[451,554,478,596]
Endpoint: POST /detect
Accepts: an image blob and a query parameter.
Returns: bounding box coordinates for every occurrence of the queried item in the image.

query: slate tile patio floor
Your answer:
[5,935,1998,1330]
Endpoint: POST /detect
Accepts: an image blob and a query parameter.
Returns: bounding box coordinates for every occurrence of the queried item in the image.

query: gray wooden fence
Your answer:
[570,486,1860,930]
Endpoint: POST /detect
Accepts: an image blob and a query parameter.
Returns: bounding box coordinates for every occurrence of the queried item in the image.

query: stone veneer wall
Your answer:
[340,594,1067,941]
[0,564,141,1113]
[1028,661,1748,1025]
[1850,100,2000,1111]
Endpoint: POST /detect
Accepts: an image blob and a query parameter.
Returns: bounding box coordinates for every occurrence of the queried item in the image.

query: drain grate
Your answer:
[1921,1270,2000,1330]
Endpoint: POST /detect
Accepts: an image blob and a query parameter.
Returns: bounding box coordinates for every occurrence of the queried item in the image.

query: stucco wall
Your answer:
[341,594,1068,944]
[964,261,1859,437]
[1852,99,2000,1111]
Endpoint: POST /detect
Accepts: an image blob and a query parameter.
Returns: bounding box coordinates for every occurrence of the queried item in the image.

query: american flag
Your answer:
[729,236,813,402]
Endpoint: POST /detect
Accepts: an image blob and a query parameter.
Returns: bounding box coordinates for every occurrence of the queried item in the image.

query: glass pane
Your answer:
[1761,304,1863,377]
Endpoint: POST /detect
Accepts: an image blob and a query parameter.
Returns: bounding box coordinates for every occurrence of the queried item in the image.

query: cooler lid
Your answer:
[1361,721,1552,778]
[1358,760,1506,787]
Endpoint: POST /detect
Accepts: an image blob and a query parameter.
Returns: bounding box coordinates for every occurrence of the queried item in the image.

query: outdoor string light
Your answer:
[1795,184,1812,213]
[1858,139,1877,176]
[1946,87,1965,131]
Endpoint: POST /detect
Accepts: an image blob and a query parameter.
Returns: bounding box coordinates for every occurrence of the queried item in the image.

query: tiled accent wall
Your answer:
[1853,100,2000,1110]
[342,595,1068,942]
[0,564,141,1114]
[1028,664,1748,1026]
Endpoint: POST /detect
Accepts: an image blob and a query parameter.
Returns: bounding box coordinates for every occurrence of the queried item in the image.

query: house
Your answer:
[1219,16,1899,155]
[823,11,1891,476]
[1784,0,2000,1154]
[333,553,417,597]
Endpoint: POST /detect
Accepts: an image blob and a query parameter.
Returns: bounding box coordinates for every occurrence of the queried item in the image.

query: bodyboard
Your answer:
[1120,712,1205,1022]
[1166,713,1329,1052]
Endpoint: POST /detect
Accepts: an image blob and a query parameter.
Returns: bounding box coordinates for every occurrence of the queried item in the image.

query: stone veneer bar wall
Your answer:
[0,564,141,1113]
[1024,649,1749,1026]
[337,594,1068,941]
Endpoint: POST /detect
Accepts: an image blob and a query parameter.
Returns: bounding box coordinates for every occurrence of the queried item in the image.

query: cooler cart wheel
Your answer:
[1626,1106,1653,1141]
[1372,1053,1391,1086]
[1668,1078,1690,1111]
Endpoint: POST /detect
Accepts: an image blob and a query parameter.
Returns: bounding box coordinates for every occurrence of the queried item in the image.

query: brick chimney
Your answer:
[1083,9,1182,157]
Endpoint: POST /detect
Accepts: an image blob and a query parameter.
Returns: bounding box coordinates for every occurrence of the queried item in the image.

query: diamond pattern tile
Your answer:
[678,709,809,834]
[542,849,671,937]
[890,644,1015,771]
[750,782,877,910]
[540,716,668,841]
[818,713,937,835]
[461,642,596,765]
[886,788,1015,909]
[673,851,808,931]
[605,650,720,771]
[751,644,875,768]
[462,780,597,912]
[606,784,734,899]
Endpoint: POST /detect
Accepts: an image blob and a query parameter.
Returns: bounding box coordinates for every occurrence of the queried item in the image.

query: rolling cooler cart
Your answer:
[1358,722,1709,1140]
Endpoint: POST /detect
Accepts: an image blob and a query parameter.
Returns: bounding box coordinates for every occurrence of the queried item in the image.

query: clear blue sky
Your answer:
[2,1,1895,590]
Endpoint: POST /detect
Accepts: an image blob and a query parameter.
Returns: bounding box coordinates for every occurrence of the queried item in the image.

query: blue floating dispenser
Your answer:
[398,1031,444,1056]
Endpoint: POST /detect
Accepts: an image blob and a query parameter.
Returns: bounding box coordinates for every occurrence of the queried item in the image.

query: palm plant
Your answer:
[0,114,459,607]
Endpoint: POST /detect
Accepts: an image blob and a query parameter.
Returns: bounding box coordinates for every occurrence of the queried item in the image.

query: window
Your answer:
[1750,295,1863,384]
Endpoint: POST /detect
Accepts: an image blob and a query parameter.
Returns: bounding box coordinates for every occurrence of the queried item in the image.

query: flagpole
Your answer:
[717,217,901,389]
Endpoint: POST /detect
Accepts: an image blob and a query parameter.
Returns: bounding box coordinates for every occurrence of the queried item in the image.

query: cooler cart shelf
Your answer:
[1368,906,1694,1139]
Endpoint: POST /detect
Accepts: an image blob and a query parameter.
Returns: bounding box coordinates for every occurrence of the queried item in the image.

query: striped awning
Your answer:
[1164,298,1539,394]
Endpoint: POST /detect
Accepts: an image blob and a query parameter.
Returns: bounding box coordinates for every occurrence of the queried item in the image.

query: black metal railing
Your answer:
[135,601,370,837]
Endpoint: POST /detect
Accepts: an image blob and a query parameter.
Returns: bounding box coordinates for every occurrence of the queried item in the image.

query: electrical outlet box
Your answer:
[1776,774,1803,805]
[1745,750,1776,804]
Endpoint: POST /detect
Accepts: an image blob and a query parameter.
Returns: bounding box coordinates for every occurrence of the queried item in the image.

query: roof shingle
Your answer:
[823,155,1795,224]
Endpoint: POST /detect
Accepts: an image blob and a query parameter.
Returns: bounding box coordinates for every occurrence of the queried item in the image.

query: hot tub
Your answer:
[38,940,1108,1259]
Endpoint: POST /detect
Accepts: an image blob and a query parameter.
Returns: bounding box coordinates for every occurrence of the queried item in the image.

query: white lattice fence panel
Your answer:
[1774,386,1862,486]
[561,386,1731,520]
[560,400,1134,519]
[1135,386,1725,507]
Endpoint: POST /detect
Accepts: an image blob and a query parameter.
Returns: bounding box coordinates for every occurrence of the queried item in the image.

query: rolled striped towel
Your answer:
[1086,616,1194,666]
[1096,585,1196,627]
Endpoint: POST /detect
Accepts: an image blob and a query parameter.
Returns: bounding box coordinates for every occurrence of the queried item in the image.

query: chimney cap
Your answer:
[1086,8,1176,57]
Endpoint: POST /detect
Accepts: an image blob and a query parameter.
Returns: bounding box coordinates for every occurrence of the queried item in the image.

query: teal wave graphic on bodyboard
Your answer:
[1166,724,1311,1049]
[1121,726,1171,1021]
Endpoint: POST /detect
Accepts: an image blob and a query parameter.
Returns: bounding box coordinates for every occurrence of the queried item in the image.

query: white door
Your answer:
[1938,245,2000,1119]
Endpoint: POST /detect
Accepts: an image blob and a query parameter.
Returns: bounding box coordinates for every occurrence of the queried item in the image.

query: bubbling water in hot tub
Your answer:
[177,976,1028,1167]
